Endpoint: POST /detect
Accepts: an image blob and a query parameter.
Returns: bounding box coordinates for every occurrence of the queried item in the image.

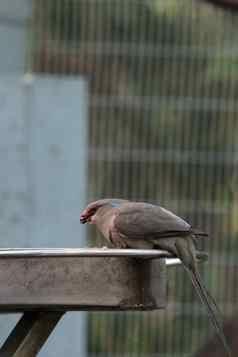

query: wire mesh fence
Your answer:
[31,0,238,355]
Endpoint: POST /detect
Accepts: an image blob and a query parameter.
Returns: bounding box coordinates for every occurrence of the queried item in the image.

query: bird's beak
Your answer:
[80,215,88,224]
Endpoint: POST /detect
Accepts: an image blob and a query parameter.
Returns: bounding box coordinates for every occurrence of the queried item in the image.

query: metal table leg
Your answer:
[0,312,64,357]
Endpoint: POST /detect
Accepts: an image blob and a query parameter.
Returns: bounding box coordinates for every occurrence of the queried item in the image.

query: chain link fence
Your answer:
[31,1,238,355]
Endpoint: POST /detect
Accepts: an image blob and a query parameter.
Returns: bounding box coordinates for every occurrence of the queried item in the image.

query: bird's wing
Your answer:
[113,202,191,239]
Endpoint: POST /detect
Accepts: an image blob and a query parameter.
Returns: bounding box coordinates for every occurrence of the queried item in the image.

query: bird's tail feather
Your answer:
[184,265,231,357]
[195,269,224,327]
[159,237,231,355]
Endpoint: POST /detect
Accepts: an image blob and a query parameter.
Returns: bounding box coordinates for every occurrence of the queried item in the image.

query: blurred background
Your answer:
[0,0,238,356]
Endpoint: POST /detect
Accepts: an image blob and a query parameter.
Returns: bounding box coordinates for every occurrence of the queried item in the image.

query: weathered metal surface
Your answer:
[0,247,207,263]
[0,312,63,357]
[0,1,31,74]
[0,248,173,259]
[0,77,88,248]
[0,256,167,311]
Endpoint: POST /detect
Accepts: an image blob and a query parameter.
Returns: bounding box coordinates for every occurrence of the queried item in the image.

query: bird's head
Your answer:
[80,198,128,224]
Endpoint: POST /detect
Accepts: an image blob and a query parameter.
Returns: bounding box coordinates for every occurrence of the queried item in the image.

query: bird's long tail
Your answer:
[173,237,231,356]
[157,236,231,355]
[184,266,231,357]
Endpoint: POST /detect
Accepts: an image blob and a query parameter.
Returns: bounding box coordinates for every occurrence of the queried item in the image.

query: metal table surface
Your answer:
[0,247,207,357]
[0,247,207,263]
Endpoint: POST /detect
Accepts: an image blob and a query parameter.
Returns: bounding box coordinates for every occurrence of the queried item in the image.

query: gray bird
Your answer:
[80,198,231,356]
